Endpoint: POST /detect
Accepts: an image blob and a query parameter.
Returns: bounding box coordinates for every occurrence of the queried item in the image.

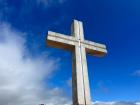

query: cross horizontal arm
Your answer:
[47,31,76,51]
[82,40,107,56]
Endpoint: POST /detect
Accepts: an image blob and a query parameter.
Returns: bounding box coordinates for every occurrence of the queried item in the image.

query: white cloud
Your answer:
[0,23,70,105]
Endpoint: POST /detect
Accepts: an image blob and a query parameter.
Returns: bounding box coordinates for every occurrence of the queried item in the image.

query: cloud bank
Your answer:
[94,101,140,105]
[0,23,70,105]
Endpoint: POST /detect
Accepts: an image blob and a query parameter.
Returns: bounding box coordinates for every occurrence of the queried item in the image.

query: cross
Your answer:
[46,20,107,105]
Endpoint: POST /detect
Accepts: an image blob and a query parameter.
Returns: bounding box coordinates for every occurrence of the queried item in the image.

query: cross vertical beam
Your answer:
[71,20,92,105]
[72,20,86,105]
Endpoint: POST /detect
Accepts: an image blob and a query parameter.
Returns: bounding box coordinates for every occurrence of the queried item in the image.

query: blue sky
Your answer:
[0,0,140,104]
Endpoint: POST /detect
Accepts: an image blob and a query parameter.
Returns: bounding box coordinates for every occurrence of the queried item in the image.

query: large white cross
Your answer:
[46,20,107,105]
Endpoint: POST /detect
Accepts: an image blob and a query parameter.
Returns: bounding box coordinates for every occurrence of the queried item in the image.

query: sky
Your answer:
[0,0,140,105]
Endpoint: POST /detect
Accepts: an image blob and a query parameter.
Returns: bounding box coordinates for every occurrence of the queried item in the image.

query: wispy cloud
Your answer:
[67,78,72,87]
[133,70,140,77]
[0,23,70,105]
[0,0,68,34]
[35,0,67,8]
[96,81,110,94]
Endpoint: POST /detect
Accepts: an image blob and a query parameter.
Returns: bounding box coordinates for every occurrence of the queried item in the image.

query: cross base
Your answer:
[73,102,92,105]
[73,103,92,105]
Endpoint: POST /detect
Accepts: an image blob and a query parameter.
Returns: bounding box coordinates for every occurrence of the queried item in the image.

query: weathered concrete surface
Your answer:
[71,20,84,105]
[46,19,107,105]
